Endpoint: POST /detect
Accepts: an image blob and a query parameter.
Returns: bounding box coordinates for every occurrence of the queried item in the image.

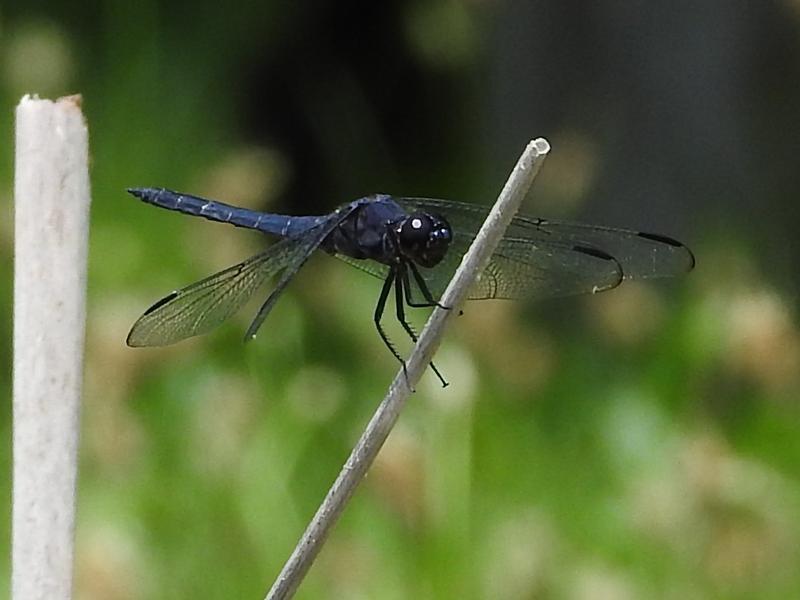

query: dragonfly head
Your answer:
[396,212,452,268]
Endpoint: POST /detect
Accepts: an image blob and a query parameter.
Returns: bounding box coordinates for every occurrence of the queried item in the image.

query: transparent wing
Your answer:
[390,197,694,302]
[413,231,623,302]
[127,236,303,347]
[399,197,694,276]
[335,230,624,303]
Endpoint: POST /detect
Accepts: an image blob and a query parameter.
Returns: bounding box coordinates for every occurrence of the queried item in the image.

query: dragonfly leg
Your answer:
[406,262,448,309]
[374,266,409,383]
[395,267,449,387]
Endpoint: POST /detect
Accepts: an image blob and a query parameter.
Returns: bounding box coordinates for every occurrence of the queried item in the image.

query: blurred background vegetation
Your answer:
[3,1,800,598]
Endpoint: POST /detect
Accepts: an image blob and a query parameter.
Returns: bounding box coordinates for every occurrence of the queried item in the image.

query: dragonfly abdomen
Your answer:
[127,188,323,237]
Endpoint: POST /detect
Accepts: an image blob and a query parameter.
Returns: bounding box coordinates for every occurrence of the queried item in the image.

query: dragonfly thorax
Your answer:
[395,212,452,268]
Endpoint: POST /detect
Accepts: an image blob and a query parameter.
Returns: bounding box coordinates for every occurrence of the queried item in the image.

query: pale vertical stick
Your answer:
[265,138,551,600]
[13,95,91,600]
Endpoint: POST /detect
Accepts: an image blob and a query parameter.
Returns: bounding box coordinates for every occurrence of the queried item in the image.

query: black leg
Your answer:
[374,266,408,382]
[395,267,449,387]
[406,262,448,310]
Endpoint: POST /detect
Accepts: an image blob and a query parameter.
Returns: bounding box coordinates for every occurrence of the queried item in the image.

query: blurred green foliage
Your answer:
[3,2,800,599]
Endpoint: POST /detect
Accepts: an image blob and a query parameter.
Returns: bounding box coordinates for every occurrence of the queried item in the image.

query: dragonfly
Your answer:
[126,188,695,385]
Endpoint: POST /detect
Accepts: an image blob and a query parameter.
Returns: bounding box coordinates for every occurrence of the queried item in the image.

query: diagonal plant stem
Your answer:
[265,138,551,600]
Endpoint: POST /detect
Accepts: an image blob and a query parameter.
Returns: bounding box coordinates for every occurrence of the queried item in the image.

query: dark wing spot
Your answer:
[142,291,178,315]
[637,232,696,270]
[573,245,615,261]
[637,231,682,247]
[573,245,624,290]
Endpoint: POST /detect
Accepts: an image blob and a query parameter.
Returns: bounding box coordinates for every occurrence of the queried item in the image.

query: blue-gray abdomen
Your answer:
[127,188,325,237]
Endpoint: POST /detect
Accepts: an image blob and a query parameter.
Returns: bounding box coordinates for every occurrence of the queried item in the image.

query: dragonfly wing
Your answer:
[335,230,623,303]
[396,197,692,301]
[127,236,302,347]
[334,254,390,281]
[400,230,624,302]
[243,211,349,339]
[505,214,695,279]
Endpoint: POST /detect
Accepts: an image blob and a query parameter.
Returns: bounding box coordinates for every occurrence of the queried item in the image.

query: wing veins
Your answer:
[128,237,299,346]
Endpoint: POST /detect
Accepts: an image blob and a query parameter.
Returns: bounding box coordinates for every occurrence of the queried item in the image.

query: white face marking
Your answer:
[411,218,423,229]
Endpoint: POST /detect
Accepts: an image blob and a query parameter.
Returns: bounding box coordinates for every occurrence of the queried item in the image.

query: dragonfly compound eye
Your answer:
[399,213,452,267]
